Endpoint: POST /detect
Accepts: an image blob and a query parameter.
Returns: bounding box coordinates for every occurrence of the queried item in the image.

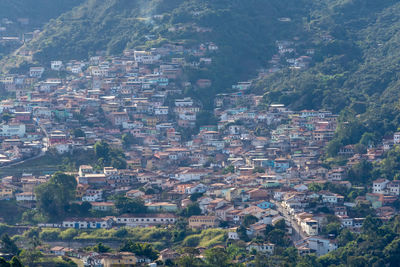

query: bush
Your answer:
[59,229,78,240]
[183,235,200,247]
[114,228,128,238]
[39,229,61,241]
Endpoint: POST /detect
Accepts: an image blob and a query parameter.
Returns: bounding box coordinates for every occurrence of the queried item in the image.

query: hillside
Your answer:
[0,0,83,26]
[5,0,400,143]
[21,0,310,105]
[252,0,400,152]
[0,0,83,60]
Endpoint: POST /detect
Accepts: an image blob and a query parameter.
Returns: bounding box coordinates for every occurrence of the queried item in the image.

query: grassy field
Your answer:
[0,150,97,176]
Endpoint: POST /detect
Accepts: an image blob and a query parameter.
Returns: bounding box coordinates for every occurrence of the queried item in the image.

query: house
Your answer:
[82,190,103,202]
[196,79,212,88]
[158,248,180,261]
[328,168,346,181]
[394,132,400,144]
[115,213,176,227]
[294,184,308,192]
[62,218,113,229]
[51,61,63,71]
[0,123,26,137]
[247,188,269,200]
[299,217,318,236]
[145,202,178,212]
[91,202,115,212]
[174,169,208,182]
[79,165,94,177]
[109,112,129,126]
[29,67,45,78]
[338,145,355,157]
[49,246,70,256]
[295,236,337,256]
[15,192,36,202]
[101,252,137,267]
[246,242,275,254]
[372,179,390,194]
[228,228,240,240]
[188,216,219,229]
[0,186,13,200]
[387,180,400,195]
[320,191,344,204]
[126,189,145,199]
[255,200,275,210]
[334,206,347,216]
[134,50,160,64]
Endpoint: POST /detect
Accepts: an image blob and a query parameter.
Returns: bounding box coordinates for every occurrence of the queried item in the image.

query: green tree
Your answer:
[181,202,202,218]
[323,222,341,236]
[267,229,286,245]
[8,257,22,267]
[114,196,146,214]
[237,225,250,242]
[72,128,85,138]
[177,255,203,267]
[0,235,19,255]
[122,133,136,148]
[384,238,400,266]
[204,247,230,267]
[19,249,42,267]
[274,219,286,231]
[361,216,382,236]
[347,160,373,184]
[1,113,13,124]
[92,243,111,253]
[35,172,77,220]
[0,258,10,267]
[94,141,110,159]
[120,241,159,261]
[242,215,258,227]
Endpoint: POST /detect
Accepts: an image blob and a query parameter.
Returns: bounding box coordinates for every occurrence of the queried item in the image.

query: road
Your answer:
[273,200,307,242]
[0,117,49,170]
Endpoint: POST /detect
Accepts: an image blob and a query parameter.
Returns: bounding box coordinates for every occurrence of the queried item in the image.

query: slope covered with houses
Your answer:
[0,35,399,265]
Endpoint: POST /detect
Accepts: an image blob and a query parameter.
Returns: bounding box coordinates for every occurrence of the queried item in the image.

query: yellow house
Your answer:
[0,186,13,200]
[101,252,137,267]
[188,216,219,229]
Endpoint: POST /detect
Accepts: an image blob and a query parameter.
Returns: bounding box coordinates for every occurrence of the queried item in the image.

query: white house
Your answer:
[82,191,103,202]
[373,179,390,194]
[246,242,275,254]
[0,123,26,137]
[134,51,160,64]
[15,192,36,201]
[394,132,400,144]
[387,180,400,195]
[300,218,318,236]
[51,61,63,71]
[62,218,113,229]
[228,228,240,240]
[296,236,337,257]
[115,213,176,227]
[174,169,208,182]
[29,67,45,78]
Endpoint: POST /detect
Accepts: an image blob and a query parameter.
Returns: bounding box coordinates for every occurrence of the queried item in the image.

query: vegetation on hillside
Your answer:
[254,0,400,157]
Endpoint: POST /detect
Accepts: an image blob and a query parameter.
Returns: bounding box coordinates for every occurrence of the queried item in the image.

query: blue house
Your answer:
[256,201,275,209]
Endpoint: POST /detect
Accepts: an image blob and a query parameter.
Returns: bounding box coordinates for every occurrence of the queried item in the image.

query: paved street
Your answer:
[274,201,307,242]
